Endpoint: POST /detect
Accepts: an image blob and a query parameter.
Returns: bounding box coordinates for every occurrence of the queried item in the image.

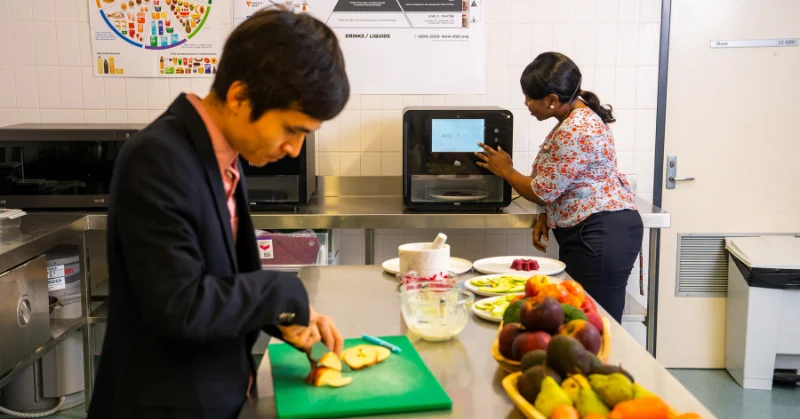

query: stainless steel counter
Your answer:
[0,214,86,275]
[241,266,713,419]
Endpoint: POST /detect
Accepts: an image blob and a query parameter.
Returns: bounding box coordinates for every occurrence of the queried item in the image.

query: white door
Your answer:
[657,0,800,368]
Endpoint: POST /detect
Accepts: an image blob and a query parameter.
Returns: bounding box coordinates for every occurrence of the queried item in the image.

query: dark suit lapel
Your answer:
[234,163,261,272]
[167,94,238,272]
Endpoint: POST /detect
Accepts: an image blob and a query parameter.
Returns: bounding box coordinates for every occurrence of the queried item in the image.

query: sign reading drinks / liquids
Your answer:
[89,0,223,78]
[233,0,486,94]
[710,38,800,48]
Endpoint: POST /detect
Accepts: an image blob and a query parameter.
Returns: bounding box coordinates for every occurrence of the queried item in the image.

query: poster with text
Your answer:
[89,0,224,77]
[233,0,486,94]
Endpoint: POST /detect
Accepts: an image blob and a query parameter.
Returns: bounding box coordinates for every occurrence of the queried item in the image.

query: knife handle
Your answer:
[362,334,402,353]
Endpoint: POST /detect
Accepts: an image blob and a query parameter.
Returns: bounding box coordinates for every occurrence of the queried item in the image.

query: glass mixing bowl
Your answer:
[399,284,474,342]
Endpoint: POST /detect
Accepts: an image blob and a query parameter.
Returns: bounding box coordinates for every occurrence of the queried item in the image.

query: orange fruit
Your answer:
[550,404,579,419]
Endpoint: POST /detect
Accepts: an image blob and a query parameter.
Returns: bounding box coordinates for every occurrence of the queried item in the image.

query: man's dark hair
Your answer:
[211,9,349,122]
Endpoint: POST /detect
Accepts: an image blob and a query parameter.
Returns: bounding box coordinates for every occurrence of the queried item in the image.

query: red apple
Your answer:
[520,296,564,335]
[511,331,551,361]
[585,310,604,333]
[498,323,526,359]
[558,320,602,355]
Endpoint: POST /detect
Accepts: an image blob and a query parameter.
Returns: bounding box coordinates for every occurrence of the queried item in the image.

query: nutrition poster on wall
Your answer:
[233,0,485,94]
[89,0,223,77]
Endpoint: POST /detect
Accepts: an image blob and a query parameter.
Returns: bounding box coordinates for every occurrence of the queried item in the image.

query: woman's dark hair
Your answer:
[520,52,615,124]
[211,9,349,122]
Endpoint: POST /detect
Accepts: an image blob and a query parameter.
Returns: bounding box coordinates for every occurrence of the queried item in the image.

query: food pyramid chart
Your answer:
[94,0,213,50]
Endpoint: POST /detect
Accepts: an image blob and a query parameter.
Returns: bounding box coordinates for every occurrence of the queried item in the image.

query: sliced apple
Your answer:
[318,352,342,372]
[309,366,353,388]
[374,346,391,363]
[342,346,379,370]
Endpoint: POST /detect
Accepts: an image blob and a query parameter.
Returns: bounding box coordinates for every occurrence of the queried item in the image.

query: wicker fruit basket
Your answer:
[501,371,681,419]
[492,316,612,374]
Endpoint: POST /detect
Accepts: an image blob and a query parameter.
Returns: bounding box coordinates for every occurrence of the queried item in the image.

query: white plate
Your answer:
[428,190,490,202]
[471,294,523,323]
[472,256,566,276]
[382,257,473,276]
[463,274,529,297]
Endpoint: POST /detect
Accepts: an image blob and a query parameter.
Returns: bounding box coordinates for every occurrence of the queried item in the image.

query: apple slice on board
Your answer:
[309,367,353,387]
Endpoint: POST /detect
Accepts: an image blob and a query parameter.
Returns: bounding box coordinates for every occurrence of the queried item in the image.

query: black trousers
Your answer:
[553,209,644,323]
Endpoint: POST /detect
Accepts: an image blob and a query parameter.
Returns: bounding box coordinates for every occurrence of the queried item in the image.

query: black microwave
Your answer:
[0,124,140,209]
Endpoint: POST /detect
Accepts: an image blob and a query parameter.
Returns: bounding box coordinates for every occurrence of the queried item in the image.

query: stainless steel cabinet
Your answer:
[0,255,49,375]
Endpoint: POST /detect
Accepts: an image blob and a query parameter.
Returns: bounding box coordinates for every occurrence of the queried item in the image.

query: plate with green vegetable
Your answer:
[464,274,527,296]
[471,294,523,322]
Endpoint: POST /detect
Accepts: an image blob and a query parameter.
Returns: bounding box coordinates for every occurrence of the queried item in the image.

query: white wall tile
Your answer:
[0,0,7,21]
[76,0,88,22]
[553,0,575,23]
[78,23,91,65]
[616,151,634,174]
[403,95,424,107]
[147,79,169,109]
[616,23,639,66]
[0,66,16,107]
[338,110,360,152]
[596,0,618,22]
[611,109,635,151]
[103,78,126,109]
[638,22,660,66]
[381,95,403,109]
[148,109,163,121]
[84,109,105,123]
[487,66,509,107]
[0,23,12,65]
[343,95,360,110]
[381,152,402,175]
[34,21,59,65]
[617,0,640,22]
[380,110,402,152]
[11,22,36,65]
[55,0,78,22]
[530,0,554,23]
[37,66,61,108]
[581,66,595,91]
[634,151,655,193]
[509,0,533,24]
[319,117,340,152]
[487,24,510,67]
[0,110,18,127]
[32,0,55,21]
[105,110,127,123]
[18,109,40,123]
[634,109,656,151]
[464,94,487,106]
[318,152,340,175]
[512,150,530,174]
[507,66,525,110]
[512,109,530,152]
[10,0,32,21]
[640,0,661,23]
[340,152,361,176]
[360,95,381,110]
[593,66,615,104]
[62,109,84,123]
[552,23,575,57]
[168,78,191,100]
[614,66,636,108]
[529,118,550,150]
[126,110,149,124]
[574,0,597,22]
[594,23,617,66]
[486,0,510,24]
[14,66,39,108]
[361,152,381,176]
[190,78,212,96]
[636,66,658,109]
[572,24,596,66]
[444,95,469,107]
[81,66,104,109]
[422,95,444,106]
[125,79,148,109]
[530,23,553,57]
[56,22,81,66]
[360,110,381,152]
[39,108,61,122]
[509,24,532,67]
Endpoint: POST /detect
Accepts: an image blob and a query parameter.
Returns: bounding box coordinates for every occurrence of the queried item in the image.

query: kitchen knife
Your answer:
[308,342,351,371]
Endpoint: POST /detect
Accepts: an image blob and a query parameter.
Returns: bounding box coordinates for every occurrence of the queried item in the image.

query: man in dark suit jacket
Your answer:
[88,10,350,419]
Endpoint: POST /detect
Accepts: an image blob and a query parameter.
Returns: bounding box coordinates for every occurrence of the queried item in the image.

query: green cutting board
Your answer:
[269,335,452,419]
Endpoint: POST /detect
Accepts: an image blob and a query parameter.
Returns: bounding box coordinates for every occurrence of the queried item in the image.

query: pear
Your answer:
[595,373,634,407]
[576,387,610,418]
[588,374,609,393]
[633,382,657,399]
[534,376,573,418]
[561,377,582,403]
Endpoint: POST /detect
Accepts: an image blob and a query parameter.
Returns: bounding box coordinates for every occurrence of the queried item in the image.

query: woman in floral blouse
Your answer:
[476,52,643,323]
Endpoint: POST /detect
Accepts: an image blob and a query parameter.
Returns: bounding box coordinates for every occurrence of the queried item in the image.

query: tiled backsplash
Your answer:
[0,0,660,344]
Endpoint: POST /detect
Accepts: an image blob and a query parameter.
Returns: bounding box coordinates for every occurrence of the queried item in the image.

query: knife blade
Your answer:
[307,342,350,371]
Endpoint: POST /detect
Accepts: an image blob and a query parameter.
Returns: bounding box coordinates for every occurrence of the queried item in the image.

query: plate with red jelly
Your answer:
[472,256,566,276]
